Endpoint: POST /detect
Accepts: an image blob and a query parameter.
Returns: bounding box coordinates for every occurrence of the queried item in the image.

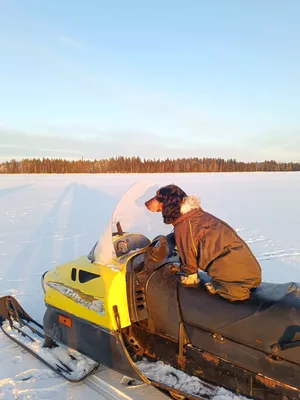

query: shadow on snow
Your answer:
[6,183,117,318]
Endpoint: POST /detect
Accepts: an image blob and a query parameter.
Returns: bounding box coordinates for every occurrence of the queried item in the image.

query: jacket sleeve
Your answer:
[175,221,199,275]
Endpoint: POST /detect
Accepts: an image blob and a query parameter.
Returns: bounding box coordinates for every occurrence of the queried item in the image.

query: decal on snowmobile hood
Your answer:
[47,282,105,316]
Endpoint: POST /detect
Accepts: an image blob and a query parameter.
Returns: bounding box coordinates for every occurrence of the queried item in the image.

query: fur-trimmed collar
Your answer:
[180,195,201,214]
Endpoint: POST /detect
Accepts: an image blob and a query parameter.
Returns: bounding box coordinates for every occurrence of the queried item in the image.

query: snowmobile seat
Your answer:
[179,272,297,333]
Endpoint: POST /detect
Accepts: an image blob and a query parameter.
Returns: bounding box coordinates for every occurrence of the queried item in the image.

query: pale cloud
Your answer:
[0,129,293,162]
[85,76,226,138]
[246,130,300,162]
[0,23,251,142]
[1,29,213,141]
[0,14,298,163]
[263,130,300,149]
[56,34,81,46]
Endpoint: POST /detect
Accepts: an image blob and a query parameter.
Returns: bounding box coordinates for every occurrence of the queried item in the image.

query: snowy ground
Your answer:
[0,172,300,399]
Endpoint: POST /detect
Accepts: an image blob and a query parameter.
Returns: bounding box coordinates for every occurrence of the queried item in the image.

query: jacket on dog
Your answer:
[173,196,262,302]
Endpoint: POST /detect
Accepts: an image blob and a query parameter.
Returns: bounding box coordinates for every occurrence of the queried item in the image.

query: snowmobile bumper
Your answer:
[0,295,144,383]
[42,303,147,383]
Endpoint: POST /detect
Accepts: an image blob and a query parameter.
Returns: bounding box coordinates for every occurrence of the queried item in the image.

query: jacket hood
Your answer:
[180,195,201,214]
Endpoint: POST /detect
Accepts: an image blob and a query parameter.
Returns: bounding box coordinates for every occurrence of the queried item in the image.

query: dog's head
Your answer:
[145,184,187,224]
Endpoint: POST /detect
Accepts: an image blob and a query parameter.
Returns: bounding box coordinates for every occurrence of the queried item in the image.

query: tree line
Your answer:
[1,157,299,174]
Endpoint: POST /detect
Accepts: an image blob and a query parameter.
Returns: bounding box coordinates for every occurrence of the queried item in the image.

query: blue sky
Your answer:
[0,0,299,162]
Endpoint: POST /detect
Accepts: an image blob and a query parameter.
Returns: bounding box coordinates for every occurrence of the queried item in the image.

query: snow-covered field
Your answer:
[0,172,300,399]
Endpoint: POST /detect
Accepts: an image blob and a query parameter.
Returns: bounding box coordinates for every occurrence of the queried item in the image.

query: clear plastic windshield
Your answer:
[93,180,172,265]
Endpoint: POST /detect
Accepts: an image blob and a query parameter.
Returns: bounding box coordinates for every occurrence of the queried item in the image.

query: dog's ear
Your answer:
[162,197,182,224]
[157,185,187,224]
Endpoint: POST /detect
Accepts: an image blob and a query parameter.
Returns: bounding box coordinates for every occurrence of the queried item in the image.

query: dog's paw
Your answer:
[169,263,181,274]
[180,273,200,286]
[205,282,217,294]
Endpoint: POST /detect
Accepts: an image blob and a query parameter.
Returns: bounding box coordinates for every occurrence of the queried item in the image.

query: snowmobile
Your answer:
[1,181,300,400]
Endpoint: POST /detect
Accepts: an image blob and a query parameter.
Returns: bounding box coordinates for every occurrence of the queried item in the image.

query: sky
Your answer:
[0,0,300,162]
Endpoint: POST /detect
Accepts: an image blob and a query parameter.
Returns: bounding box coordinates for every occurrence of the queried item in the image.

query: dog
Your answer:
[145,184,262,302]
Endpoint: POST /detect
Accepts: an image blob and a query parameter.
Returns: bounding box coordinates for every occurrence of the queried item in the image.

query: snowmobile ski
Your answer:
[0,295,100,382]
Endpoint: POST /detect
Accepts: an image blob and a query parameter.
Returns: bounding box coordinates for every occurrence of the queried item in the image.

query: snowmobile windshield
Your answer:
[93,180,172,267]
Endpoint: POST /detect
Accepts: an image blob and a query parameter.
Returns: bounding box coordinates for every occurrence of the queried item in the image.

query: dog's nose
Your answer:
[145,199,151,208]
[145,197,155,209]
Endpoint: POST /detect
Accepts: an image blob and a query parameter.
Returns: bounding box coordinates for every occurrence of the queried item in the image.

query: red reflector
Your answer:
[58,314,72,328]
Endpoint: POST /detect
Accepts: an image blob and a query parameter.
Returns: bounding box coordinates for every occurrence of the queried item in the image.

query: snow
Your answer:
[0,172,300,399]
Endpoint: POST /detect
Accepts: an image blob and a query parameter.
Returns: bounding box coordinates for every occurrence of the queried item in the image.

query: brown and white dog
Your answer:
[145,184,206,287]
[145,184,262,301]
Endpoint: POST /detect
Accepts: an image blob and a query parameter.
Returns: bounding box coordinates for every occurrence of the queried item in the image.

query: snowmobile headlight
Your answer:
[41,271,48,293]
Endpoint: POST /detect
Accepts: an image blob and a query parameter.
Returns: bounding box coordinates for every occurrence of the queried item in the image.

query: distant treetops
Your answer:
[1,156,299,174]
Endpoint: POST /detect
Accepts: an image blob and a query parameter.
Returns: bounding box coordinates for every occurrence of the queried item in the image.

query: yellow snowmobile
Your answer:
[1,181,300,400]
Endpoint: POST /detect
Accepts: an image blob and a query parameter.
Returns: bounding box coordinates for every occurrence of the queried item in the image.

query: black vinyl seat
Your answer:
[179,271,297,332]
